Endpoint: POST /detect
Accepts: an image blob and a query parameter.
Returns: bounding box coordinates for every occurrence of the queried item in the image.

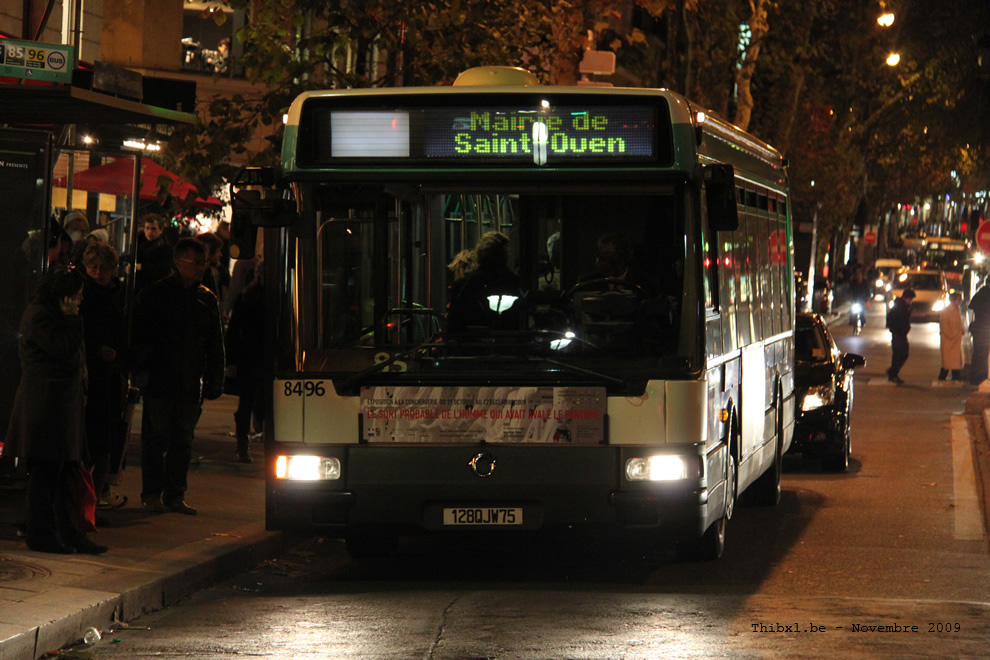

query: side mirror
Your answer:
[228,190,259,260]
[229,167,298,226]
[840,353,866,370]
[704,163,739,232]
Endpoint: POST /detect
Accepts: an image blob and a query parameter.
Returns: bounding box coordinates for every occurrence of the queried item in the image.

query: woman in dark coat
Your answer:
[5,267,108,554]
[225,265,265,463]
[80,243,128,507]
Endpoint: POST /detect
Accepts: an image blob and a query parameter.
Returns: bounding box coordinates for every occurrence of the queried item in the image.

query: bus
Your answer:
[233,66,795,561]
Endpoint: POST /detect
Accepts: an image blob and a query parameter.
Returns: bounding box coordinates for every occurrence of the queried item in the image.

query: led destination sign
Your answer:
[425,106,655,160]
[326,103,664,165]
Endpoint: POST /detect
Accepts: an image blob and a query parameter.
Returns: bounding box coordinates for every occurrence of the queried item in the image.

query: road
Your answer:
[80,305,989,658]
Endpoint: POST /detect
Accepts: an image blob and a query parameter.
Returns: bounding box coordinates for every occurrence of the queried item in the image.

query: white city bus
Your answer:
[234,66,795,560]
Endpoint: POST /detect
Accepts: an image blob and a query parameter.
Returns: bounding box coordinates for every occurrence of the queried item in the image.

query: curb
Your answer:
[1,525,285,659]
[966,393,990,550]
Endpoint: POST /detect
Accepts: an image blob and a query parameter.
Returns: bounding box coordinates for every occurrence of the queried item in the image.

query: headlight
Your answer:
[801,385,834,411]
[625,455,697,481]
[275,455,341,480]
[875,278,884,288]
[850,302,862,314]
[932,299,946,312]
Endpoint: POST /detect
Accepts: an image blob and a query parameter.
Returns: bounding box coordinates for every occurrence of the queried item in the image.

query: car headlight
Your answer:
[932,299,946,312]
[875,278,884,288]
[801,385,834,411]
[275,455,341,480]
[625,455,699,481]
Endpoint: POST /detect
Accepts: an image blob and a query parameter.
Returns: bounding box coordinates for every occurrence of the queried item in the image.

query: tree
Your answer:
[165,0,559,193]
[164,0,990,247]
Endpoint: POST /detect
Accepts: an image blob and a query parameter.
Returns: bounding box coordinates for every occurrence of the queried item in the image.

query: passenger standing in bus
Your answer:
[445,248,477,321]
[447,232,523,332]
[885,288,916,384]
[967,282,990,384]
[132,238,225,515]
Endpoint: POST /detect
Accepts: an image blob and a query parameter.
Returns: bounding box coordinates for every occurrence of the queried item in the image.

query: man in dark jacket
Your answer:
[886,288,916,384]
[132,237,224,515]
[134,214,174,292]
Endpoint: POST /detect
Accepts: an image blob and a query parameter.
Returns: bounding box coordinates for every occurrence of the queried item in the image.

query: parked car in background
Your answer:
[888,268,949,323]
[790,313,865,472]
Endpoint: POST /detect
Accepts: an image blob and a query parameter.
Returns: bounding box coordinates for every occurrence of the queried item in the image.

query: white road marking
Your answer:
[951,415,986,541]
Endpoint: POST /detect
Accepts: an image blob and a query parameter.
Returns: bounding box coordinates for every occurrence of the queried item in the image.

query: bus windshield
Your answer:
[291,183,697,388]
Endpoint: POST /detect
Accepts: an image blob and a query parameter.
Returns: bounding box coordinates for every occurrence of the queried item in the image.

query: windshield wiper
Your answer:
[342,338,442,391]
[526,356,626,386]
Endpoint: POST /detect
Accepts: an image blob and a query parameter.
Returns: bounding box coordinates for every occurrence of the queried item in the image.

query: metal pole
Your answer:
[125,151,143,342]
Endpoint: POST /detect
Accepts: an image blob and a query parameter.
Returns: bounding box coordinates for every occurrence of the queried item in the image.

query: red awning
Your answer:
[53,156,222,208]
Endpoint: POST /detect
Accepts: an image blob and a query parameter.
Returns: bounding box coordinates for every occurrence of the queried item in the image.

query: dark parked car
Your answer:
[789,312,865,471]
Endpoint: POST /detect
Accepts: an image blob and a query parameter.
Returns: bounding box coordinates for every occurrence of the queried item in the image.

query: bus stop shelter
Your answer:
[0,76,198,518]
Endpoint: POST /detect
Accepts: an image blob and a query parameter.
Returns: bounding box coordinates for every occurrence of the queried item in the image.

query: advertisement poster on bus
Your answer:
[361,386,606,444]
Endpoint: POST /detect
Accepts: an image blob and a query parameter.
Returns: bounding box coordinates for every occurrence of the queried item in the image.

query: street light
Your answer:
[877,13,895,27]
[886,52,901,67]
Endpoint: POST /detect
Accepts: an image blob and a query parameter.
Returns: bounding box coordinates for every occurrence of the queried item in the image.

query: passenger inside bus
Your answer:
[565,231,673,350]
[446,231,526,333]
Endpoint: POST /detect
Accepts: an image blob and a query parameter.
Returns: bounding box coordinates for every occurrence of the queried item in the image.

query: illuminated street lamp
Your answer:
[877,13,895,27]
[886,52,901,67]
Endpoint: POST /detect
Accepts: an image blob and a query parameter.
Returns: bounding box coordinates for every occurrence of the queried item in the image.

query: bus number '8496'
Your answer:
[283,381,326,397]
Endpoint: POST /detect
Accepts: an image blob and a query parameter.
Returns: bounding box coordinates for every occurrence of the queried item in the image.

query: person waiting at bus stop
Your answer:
[5,267,108,555]
[133,214,174,292]
[79,243,129,510]
[886,288,916,384]
[132,238,225,515]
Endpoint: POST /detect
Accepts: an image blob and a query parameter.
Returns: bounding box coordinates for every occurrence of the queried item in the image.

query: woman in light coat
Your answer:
[938,292,965,384]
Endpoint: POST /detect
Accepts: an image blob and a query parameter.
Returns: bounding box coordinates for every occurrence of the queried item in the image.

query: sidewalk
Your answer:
[0,396,284,659]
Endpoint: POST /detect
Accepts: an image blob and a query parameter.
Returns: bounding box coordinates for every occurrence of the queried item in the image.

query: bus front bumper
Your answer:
[266,444,715,539]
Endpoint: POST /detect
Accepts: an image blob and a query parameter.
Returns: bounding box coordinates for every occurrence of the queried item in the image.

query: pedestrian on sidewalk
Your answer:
[937,292,964,385]
[5,267,108,554]
[886,288,916,384]
[224,263,265,463]
[968,282,990,384]
[132,238,225,515]
[79,243,129,508]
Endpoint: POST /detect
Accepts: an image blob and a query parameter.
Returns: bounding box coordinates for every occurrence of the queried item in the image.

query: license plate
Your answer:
[442,507,523,526]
